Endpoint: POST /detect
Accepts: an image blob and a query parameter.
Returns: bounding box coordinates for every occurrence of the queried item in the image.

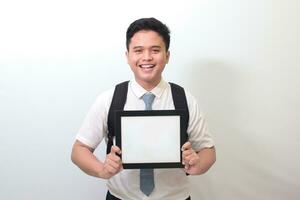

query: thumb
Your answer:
[181,141,191,151]
[110,145,121,155]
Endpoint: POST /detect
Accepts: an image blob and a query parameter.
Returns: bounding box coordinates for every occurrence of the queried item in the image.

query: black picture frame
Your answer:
[115,110,187,169]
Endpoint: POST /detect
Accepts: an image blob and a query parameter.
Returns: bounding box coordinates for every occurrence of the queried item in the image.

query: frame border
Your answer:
[115,110,187,169]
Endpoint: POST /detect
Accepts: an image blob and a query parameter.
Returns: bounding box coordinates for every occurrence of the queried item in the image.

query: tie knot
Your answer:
[142,93,155,110]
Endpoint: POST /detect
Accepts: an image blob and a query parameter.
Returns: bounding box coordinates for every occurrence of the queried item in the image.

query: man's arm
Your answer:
[182,142,216,175]
[71,140,122,179]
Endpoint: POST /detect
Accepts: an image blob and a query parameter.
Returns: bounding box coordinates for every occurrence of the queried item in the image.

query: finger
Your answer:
[184,151,197,161]
[105,156,123,171]
[182,155,191,166]
[188,154,199,166]
[182,149,194,157]
[106,158,121,169]
[183,151,197,165]
[182,150,192,164]
[105,164,119,174]
[182,156,190,168]
[111,145,122,155]
[184,165,190,173]
[189,157,199,166]
[107,153,122,166]
[107,153,122,163]
[182,153,191,165]
[181,142,191,151]
[185,162,190,170]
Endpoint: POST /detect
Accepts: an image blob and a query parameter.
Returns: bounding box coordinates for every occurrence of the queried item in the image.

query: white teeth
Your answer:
[140,64,154,68]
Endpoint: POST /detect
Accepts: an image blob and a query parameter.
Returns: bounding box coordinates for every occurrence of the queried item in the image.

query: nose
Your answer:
[142,50,153,61]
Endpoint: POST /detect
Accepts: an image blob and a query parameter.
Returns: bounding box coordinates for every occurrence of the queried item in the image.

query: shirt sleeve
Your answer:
[185,91,215,151]
[75,89,114,149]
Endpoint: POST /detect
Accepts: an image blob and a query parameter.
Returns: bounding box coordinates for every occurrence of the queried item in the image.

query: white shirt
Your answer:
[76,79,214,200]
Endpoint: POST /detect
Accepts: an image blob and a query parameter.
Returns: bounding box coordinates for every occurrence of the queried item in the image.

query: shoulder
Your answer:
[168,82,198,106]
[93,81,130,109]
[91,87,115,111]
[184,89,197,104]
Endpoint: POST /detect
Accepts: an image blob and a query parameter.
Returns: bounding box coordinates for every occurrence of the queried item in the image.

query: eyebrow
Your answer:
[151,46,161,49]
[132,46,143,49]
[132,46,162,49]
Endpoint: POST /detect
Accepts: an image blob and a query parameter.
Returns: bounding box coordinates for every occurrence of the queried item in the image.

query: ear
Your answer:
[125,51,129,64]
[166,51,170,64]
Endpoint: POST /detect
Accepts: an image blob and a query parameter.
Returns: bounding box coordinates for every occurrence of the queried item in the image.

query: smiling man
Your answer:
[126,29,169,90]
[71,18,216,200]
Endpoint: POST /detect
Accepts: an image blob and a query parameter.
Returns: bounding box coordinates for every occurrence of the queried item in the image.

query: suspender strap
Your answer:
[169,82,190,141]
[106,81,129,154]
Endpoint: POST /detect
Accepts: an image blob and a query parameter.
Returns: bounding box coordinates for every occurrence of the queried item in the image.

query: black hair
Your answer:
[126,17,170,51]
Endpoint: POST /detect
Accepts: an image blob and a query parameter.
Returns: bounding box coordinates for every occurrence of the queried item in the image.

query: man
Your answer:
[71,17,216,200]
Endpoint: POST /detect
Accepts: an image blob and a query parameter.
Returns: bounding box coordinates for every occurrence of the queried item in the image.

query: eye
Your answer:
[134,49,142,54]
[152,49,160,53]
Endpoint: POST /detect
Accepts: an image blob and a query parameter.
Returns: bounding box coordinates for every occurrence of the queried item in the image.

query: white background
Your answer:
[121,116,180,163]
[0,0,299,199]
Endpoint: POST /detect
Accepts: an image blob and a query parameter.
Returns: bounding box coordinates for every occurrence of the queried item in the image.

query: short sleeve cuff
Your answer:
[75,135,99,149]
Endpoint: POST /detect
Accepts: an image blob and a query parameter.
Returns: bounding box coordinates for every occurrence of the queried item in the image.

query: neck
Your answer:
[136,78,161,91]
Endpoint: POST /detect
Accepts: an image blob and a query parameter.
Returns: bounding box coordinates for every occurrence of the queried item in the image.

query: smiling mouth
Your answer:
[139,64,155,69]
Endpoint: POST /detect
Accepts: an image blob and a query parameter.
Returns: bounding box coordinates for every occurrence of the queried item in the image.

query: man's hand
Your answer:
[100,145,123,179]
[181,142,216,175]
[182,142,201,174]
[71,140,123,179]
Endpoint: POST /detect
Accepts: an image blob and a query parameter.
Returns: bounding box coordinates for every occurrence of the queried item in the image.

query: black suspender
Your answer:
[169,82,190,141]
[106,81,189,154]
[106,81,129,154]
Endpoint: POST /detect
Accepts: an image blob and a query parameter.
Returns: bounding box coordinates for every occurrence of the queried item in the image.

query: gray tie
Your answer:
[140,92,155,196]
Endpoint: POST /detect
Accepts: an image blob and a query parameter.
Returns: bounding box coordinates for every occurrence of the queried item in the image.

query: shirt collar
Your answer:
[130,78,168,99]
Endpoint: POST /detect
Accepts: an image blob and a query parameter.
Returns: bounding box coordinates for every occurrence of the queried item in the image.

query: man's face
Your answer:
[126,30,170,89]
